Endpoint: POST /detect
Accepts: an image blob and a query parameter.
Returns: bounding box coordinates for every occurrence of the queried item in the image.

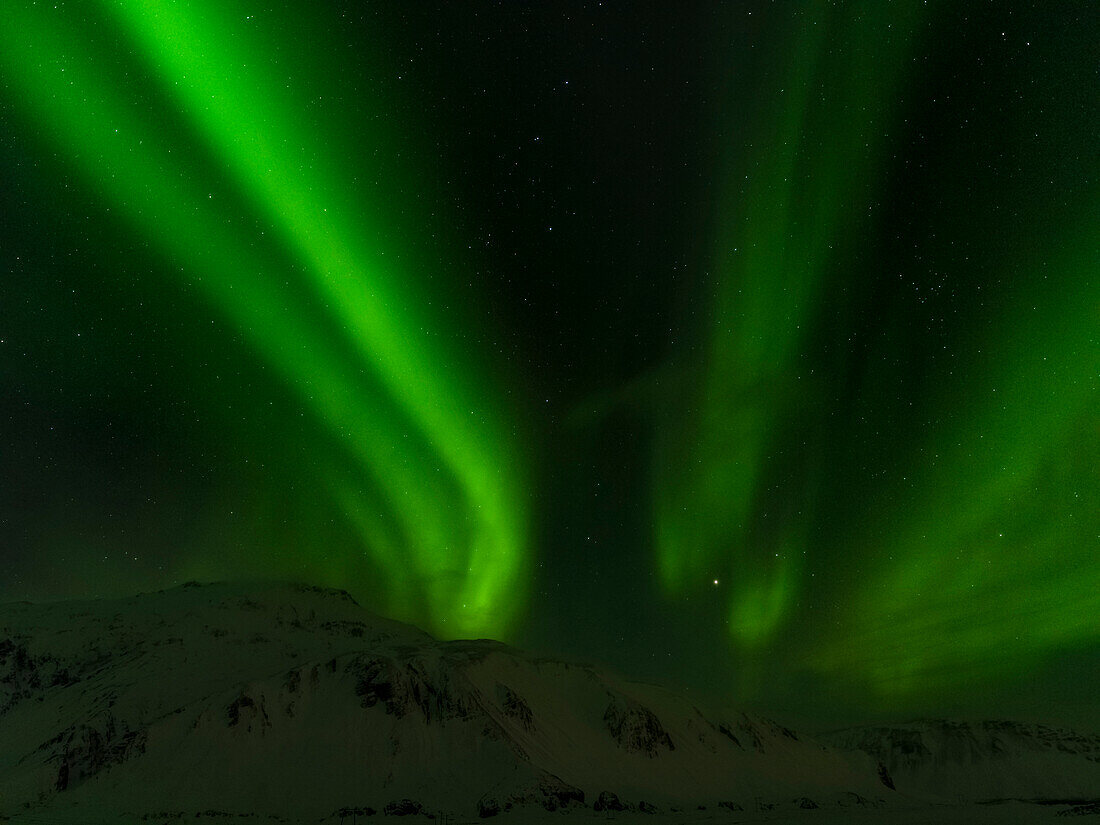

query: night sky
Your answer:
[2,1,1097,731]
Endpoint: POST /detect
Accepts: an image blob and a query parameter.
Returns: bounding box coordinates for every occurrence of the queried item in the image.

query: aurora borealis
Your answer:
[2,0,529,638]
[2,1,1097,730]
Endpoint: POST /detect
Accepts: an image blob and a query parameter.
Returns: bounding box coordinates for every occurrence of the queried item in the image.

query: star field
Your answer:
[1,0,1097,730]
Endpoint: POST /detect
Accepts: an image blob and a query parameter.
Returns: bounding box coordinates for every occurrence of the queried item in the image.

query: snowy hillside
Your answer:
[0,582,892,822]
[822,719,1100,803]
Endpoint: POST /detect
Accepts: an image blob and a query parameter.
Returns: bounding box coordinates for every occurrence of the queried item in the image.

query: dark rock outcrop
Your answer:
[496,683,534,732]
[383,799,423,816]
[603,694,674,756]
[334,806,377,819]
[349,655,476,724]
[877,762,896,790]
[478,773,584,817]
[593,790,626,812]
[1058,802,1100,816]
[226,693,270,732]
[50,713,147,792]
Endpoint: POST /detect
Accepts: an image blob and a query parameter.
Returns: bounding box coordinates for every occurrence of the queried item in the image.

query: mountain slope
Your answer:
[0,582,892,820]
[822,719,1100,803]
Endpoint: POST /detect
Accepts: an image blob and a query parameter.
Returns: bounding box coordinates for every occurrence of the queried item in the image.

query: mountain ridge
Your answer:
[0,582,890,820]
[1,581,1097,822]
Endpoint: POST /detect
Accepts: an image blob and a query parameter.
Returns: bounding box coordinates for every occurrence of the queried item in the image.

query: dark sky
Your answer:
[2,1,1097,731]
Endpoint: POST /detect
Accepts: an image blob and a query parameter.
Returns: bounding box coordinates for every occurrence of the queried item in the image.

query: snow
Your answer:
[822,719,1100,803]
[0,582,1095,824]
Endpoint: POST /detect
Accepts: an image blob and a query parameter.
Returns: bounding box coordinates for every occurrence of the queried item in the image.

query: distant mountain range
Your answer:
[1,582,1096,823]
[822,718,1100,804]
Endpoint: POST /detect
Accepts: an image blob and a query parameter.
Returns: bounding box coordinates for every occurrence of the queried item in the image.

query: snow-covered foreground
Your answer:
[2,799,1096,824]
[0,583,1096,824]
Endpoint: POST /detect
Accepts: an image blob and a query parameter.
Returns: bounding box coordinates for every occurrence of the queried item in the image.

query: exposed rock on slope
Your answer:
[603,693,675,756]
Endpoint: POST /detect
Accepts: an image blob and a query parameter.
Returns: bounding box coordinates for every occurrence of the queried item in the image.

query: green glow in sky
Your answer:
[653,0,1099,707]
[803,217,1100,703]
[3,0,1096,724]
[0,1,528,638]
[653,2,926,646]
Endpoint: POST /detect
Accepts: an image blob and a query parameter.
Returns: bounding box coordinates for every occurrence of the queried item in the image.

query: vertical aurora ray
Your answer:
[654,3,927,646]
[653,0,1099,710]
[1,1,528,636]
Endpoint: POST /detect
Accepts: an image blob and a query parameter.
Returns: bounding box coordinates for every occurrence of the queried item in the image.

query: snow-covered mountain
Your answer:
[0,582,892,822]
[822,719,1100,804]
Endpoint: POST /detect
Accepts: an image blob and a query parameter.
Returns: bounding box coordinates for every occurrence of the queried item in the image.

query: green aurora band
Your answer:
[0,1,528,638]
[654,2,928,644]
[655,1,1099,705]
[3,0,1097,715]
[804,214,1100,704]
